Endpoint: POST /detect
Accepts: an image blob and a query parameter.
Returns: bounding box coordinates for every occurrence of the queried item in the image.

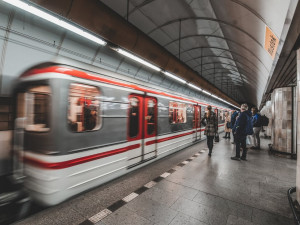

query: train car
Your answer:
[12,59,229,206]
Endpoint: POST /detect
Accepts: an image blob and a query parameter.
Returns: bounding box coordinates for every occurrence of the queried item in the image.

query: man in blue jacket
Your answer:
[250,107,261,150]
[231,104,251,161]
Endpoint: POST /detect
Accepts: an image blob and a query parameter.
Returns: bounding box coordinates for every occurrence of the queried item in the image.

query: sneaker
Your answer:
[231,157,240,161]
[240,157,247,161]
[250,146,256,149]
[231,142,235,144]
[208,153,211,157]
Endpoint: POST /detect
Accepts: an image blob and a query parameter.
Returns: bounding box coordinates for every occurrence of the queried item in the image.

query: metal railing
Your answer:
[288,187,300,225]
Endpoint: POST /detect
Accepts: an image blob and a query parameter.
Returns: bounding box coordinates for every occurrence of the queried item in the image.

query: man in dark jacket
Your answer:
[231,104,250,161]
[250,107,261,150]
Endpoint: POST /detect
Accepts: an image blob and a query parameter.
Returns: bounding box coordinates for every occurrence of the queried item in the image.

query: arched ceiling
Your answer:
[99,0,298,106]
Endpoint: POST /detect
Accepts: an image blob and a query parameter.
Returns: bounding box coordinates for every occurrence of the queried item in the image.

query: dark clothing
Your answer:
[231,111,238,129]
[252,113,261,127]
[232,131,236,143]
[234,111,250,138]
[201,111,218,154]
[207,136,214,153]
[224,132,230,138]
[235,136,247,158]
[233,110,250,159]
[201,112,218,136]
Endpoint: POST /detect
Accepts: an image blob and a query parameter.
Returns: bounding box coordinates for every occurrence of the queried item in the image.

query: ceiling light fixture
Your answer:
[202,90,211,96]
[2,0,107,46]
[187,83,202,91]
[117,48,161,72]
[163,71,187,84]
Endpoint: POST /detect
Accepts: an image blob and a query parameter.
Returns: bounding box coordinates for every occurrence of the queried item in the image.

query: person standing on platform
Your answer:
[231,104,251,161]
[223,111,231,139]
[250,107,261,150]
[230,110,239,144]
[201,105,218,157]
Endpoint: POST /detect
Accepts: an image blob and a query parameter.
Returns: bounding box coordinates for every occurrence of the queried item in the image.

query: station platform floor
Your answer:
[15,136,296,225]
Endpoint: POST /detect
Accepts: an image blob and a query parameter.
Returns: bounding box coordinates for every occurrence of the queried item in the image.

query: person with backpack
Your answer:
[231,104,252,161]
[201,105,218,157]
[250,107,261,150]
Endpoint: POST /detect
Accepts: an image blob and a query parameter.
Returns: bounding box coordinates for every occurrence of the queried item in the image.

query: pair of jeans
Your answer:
[252,127,261,148]
[235,135,247,158]
[207,136,214,153]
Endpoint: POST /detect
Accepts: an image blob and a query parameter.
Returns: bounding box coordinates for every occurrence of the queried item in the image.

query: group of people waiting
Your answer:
[201,103,263,160]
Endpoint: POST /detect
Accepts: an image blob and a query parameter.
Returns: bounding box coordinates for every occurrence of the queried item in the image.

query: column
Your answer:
[296,49,300,202]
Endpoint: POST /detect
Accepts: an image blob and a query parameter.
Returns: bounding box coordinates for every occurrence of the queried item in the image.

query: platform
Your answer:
[15,136,295,225]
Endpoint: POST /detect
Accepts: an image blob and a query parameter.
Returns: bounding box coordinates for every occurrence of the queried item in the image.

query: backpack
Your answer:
[260,115,269,126]
[245,113,253,135]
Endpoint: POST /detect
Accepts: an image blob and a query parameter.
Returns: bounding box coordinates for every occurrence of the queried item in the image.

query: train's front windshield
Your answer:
[16,85,51,132]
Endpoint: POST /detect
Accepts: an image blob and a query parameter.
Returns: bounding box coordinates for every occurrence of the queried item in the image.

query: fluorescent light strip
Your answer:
[3,0,106,46]
[164,72,186,84]
[202,90,211,96]
[117,49,161,72]
[188,83,202,91]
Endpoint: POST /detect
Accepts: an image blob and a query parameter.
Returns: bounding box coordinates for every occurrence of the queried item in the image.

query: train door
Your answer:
[128,94,157,167]
[194,105,201,141]
[200,106,206,139]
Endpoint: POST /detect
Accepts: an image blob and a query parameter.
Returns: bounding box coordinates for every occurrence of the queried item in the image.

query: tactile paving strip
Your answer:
[80,148,206,224]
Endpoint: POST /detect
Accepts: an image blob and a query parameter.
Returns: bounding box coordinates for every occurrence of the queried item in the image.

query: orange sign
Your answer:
[264,26,279,60]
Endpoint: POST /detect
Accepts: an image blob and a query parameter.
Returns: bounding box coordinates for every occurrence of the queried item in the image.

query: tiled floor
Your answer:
[16,136,296,225]
[96,138,296,225]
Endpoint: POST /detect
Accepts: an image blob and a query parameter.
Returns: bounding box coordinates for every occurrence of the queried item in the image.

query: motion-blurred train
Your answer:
[12,59,230,206]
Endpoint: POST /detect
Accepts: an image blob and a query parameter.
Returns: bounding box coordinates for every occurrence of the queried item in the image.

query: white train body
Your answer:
[13,62,228,206]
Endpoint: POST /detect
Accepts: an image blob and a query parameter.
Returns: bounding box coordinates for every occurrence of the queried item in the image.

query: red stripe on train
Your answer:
[146,131,194,146]
[24,143,140,170]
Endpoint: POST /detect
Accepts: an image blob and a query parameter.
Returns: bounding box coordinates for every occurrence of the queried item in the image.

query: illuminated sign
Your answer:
[264,26,279,60]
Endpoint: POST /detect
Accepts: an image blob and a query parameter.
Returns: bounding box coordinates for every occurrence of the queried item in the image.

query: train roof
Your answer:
[19,58,233,111]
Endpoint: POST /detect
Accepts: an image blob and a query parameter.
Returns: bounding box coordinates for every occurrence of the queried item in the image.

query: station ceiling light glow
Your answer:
[2,0,107,46]
[188,83,202,91]
[3,0,239,109]
[202,90,211,96]
[163,71,187,84]
[117,48,161,72]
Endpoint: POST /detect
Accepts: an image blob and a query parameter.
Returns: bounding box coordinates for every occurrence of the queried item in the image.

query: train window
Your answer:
[129,97,139,138]
[147,99,155,135]
[219,110,225,123]
[68,83,101,132]
[24,86,51,132]
[169,101,187,124]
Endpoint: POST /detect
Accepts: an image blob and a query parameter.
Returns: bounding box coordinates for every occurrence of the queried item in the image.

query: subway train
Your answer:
[12,59,230,206]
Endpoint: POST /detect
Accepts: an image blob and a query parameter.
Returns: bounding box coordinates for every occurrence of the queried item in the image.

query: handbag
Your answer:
[214,133,219,142]
[226,122,231,129]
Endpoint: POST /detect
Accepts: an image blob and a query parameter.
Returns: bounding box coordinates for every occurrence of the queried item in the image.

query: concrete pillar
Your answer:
[296,49,300,202]
[271,87,293,153]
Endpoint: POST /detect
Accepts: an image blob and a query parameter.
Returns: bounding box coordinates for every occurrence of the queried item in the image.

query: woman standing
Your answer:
[201,105,218,157]
[223,111,231,139]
